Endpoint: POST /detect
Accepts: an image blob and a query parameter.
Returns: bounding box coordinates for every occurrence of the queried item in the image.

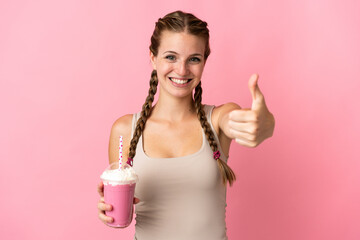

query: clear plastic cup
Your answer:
[100,162,138,228]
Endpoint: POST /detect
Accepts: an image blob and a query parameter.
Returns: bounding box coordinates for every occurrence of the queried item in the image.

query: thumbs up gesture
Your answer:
[226,74,275,147]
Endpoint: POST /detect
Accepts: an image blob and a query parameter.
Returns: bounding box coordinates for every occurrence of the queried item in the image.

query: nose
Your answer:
[175,60,189,76]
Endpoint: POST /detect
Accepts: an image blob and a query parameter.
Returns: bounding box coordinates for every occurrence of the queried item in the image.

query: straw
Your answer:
[119,136,123,169]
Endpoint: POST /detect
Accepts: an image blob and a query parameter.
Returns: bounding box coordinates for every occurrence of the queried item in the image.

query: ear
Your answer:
[150,51,157,70]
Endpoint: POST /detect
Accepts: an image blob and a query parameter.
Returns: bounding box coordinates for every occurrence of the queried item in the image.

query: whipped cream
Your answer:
[101,166,138,186]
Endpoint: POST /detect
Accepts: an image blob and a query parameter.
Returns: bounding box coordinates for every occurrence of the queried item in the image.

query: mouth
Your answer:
[168,77,193,85]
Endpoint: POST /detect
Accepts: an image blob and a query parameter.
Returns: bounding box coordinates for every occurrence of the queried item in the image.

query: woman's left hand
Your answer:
[227,74,275,147]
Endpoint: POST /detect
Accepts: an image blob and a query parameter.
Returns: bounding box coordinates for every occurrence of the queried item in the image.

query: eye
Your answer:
[165,55,176,61]
[190,57,201,62]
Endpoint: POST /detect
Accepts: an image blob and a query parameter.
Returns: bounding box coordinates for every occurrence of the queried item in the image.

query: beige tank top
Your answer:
[131,104,229,240]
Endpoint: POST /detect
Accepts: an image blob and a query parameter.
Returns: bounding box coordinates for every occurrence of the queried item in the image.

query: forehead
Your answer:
[158,30,205,55]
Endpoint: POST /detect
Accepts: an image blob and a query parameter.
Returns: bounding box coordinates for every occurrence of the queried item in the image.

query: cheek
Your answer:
[192,65,205,77]
[157,66,173,84]
[157,61,172,72]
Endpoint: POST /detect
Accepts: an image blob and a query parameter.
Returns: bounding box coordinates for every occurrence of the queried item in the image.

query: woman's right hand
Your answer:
[97,181,140,226]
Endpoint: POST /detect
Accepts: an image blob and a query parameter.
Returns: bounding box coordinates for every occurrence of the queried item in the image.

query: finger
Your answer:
[235,137,258,148]
[248,74,260,101]
[97,182,104,197]
[229,109,258,122]
[229,121,258,135]
[98,201,113,211]
[134,197,140,204]
[230,128,257,142]
[248,74,267,111]
[98,212,114,223]
[248,73,263,103]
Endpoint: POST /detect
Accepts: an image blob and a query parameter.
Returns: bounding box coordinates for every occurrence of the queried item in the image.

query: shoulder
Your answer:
[111,114,133,137]
[205,102,241,158]
[213,102,241,115]
[203,102,241,134]
[108,114,134,164]
[212,102,241,128]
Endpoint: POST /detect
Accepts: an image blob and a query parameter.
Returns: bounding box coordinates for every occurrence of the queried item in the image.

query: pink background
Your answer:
[1,0,359,239]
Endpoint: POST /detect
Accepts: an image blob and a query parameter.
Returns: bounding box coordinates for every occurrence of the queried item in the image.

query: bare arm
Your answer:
[97,114,140,227]
[108,114,133,165]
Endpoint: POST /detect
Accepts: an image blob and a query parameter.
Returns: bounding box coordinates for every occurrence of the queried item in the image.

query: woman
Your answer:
[97,10,275,240]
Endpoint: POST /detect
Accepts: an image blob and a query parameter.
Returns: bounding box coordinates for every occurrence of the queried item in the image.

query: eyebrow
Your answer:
[162,51,203,57]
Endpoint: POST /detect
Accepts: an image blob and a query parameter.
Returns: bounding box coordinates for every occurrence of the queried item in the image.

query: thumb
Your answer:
[248,74,265,111]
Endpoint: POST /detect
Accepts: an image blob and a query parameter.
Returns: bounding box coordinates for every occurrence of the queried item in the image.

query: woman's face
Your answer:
[150,30,206,99]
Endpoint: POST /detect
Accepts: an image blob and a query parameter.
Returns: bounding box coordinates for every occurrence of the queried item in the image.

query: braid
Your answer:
[128,70,158,161]
[194,82,236,186]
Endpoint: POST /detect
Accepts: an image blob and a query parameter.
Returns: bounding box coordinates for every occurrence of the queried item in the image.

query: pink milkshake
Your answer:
[100,162,138,228]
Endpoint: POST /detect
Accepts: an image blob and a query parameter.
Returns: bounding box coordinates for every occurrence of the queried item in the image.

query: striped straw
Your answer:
[119,136,123,169]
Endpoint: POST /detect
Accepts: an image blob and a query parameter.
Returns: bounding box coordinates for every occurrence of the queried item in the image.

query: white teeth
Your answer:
[169,77,190,84]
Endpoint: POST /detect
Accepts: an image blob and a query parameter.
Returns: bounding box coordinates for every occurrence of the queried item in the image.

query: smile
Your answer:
[168,77,193,84]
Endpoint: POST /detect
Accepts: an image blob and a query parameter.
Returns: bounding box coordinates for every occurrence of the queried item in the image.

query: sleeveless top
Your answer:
[131,104,229,240]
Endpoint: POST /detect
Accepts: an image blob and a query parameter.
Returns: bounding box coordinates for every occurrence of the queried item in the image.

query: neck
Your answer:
[151,89,198,122]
